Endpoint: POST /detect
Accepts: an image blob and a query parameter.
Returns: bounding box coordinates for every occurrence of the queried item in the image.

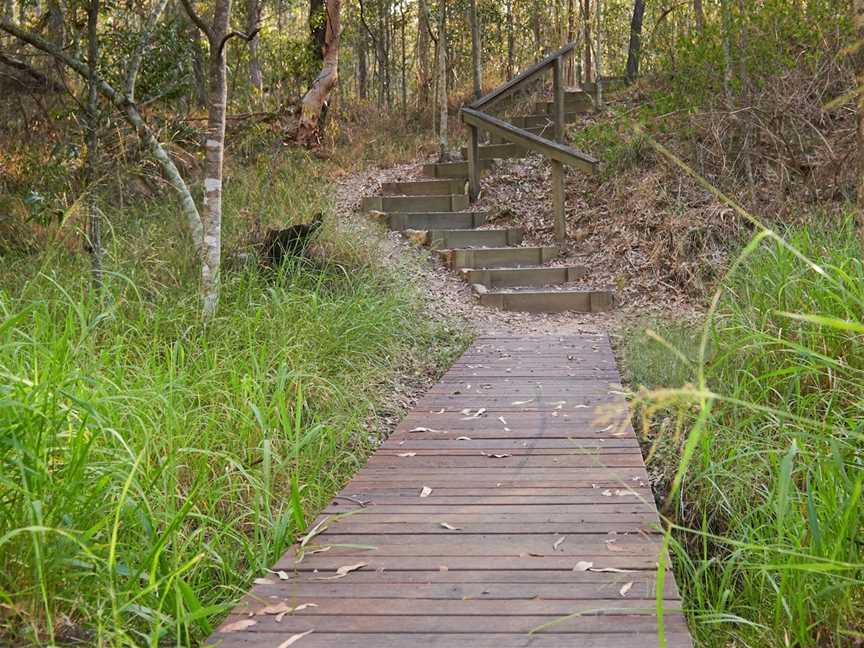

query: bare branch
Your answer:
[179,0,213,40]
[125,0,171,100]
[217,27,261,57]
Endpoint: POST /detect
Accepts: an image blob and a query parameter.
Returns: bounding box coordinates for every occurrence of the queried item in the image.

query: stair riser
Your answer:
[459,144,527,160]
[478,291,614,313]
[381,179,466,196]
[534,99,594,114]
[362,195,469,213]
[463,266,588,288]
[427,228,523,249]
[443,247,559,270]
[423,160,493,179]
[379,212,488,231]
[489,126,552,144]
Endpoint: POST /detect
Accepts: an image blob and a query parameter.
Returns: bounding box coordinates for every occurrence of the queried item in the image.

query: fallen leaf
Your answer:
[521,552,544,557]
[267,569,291,580]
[484,453,510,459]
[439,565,449,571]
[456,436,472,441]
[574,404,589,409]
[420,486,433,498]
[315,562,368,580]
[498,416,508,424]
[588,567,636,573]
[409,427,443,433]
[619,582,633,597]
[220,618,257,633]
[253,577,274,585]
[277,629,314,647]
[553,536,565,551]
[440,522,461,530]
[511,400,530,405]
[601,489,613,497]
[397,452,417,457]
[573,561,594,572]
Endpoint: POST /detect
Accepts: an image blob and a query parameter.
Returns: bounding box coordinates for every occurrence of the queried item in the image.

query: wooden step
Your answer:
[422,159,492,179]
[473,286,615,313]
[512,113,583,129]
[370,211,489,231]
[459,143,527,161]
[461,265,589,288]
[381,179,466,196]
[441,246,559,270]
[411,228,524,249]
[362,194,469,214]
[534,97,594,115]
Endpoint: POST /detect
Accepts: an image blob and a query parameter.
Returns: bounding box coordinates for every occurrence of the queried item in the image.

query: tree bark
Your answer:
[417,0,431,105]
[582,0,592,84]
[720,0,733,100]
[435,1,448,160]
[246,0,263,92]
[693,0,705,34]
[625,0,645,84]
[506,0,514,79]
[468,0,482,99]
[855,0,864,251]
[297,0,342,145]
[86,0,102,287]
[565,0,576,86]
[358,32,368,100]
[595,0,603,109]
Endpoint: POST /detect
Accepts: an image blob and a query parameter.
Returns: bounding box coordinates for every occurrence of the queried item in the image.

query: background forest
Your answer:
[1,0,862,646]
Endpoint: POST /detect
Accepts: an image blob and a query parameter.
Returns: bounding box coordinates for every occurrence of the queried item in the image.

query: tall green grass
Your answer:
[624,221,864,647]
[0,152,468,645]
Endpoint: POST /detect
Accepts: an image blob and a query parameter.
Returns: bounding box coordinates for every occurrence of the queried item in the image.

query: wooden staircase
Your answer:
[361,47,617,315]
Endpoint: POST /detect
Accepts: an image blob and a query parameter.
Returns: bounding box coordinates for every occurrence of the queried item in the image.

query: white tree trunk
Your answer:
[297,0,342,146]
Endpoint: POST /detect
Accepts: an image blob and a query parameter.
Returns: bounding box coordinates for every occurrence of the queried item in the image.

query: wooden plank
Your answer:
[204,336,690,648]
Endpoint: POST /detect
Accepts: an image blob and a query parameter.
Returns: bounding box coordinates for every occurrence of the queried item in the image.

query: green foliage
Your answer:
[0,154,470,645]
[624,220,864,647]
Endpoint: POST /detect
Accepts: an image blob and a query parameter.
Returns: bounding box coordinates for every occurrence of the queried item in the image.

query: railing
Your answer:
[460,42,599,242]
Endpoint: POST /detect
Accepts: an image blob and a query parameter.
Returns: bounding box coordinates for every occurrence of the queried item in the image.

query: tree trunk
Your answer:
[565,0,576,86]
[246,0,263,92]
[199,0,232,319]
[625,0,645,84]
[436,2,448,161]
[693,0,705,34]
[400,2,407,112]
[595,0,603,109]
[417,0,431,105]
[720,0,733,100]
[468,0,482,99]
[358,33,368,100]
[582,0,592,84]
[297,0,342,145]
[506,0,514,79]
[86,0,102,287]
[855,0,864,251]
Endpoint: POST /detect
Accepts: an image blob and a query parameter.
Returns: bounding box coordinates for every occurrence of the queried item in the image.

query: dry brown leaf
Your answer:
[420,486,433,498]
[276,629,314,647]
[220,618,257,633]
[619,582,634,597]
[315,562,368,580]
[573,561,594,571]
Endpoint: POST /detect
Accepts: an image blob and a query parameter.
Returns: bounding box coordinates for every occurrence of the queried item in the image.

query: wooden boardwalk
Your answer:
[207,335,692,648]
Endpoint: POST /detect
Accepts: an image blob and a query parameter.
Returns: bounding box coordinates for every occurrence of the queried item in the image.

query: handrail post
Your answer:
[551,55,566,242]
[552,55,565,143]
[467,123,480,202]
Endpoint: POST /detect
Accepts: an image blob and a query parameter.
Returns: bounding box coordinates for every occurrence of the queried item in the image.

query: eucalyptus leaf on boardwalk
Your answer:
[206,336,692,648]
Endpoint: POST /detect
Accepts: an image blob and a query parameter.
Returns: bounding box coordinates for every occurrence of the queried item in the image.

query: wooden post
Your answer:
[552,55,565,143]
[467,123,480,201]
[552,55,566,242]
[551,159,565,241]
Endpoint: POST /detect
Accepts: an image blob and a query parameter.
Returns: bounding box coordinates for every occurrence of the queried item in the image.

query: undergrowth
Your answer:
[0,150,469,645]
[623,220,864,647]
